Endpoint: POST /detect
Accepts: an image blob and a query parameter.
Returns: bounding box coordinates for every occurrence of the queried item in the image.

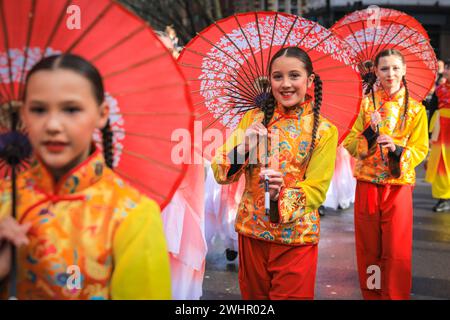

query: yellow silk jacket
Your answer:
[343,87,429,185]
[0,149,171,300]
[212,100,338,246]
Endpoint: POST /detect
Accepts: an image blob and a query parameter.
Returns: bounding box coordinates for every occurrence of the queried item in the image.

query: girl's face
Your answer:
[270,56,314,109]
[375,55,406,93]
[23,69,109,178]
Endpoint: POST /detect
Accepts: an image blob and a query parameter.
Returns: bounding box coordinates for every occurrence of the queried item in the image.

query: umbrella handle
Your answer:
[8,246,17,299]
[9,110,19,299]
[264,174,270,216]
[8,164,18,299]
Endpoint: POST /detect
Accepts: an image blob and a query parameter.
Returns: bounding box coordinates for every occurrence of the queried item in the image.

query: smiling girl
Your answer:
[212,47,338,299]
[344,49,429,299]
[0,54,171,299]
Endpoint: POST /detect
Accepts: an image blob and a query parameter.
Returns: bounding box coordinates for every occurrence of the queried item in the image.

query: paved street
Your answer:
[202,166,450,300]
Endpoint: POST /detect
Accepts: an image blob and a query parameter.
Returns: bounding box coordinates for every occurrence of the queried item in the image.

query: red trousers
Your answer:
[238,234,318,300]
[354,180,413,300]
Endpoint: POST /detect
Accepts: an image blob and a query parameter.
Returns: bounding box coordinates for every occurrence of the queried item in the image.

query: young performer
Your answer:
[344,49,429,299]
[0,54,171,299]
[426,60,450,212]
[212,47,338,299]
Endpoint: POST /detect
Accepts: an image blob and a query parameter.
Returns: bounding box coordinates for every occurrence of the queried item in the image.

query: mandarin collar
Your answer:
[28,147,106,195]
[378,86,406,103]
[274,96,314,119]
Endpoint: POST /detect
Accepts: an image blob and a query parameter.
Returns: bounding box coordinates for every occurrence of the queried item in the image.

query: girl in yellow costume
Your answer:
[426,59,450,212]
[344,49,429,299]
[212,47,338,299]
[0,54,171,299]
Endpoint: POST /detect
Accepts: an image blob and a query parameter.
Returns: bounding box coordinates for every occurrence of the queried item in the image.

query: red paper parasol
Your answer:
[331,8,438,101]
[178,11,362,154]
[0,0,194,210]
[333,7,430,41]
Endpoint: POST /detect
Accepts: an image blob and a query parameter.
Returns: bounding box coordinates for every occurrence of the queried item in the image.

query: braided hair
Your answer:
[401,75,409,123]
[25,54,114,169]
[267,47,322,156]
[101,120,114,169]
[310,74,322,154]
[262,93,276,127]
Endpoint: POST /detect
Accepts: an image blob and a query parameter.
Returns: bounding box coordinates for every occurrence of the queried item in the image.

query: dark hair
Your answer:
[265,46,323,155]
[444,59,450,68]
[25,54,114,168]
[366,49,409,124]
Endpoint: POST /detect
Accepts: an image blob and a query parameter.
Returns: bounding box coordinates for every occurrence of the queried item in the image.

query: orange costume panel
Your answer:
[238,234,318,300]
[0,149,171,300]
[425,83,450,199]
[211,100,338,246]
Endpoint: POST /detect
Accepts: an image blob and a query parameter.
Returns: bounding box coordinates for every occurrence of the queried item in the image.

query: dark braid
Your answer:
[367,73,377,109]
[262,93,276,127]
[310,74,322,154]
[402,75,409,121]
[101,119,114,169]
[363,71,377,96]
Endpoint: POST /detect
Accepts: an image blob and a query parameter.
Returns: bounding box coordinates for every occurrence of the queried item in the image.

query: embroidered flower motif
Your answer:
[259,231,274,241]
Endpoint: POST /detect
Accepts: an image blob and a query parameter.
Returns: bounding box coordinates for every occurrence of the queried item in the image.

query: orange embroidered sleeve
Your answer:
[277,123,338,224]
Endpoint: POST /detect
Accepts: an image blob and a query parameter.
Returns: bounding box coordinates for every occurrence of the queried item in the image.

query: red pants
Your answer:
[238,234,318,300]
[354,181,413,300]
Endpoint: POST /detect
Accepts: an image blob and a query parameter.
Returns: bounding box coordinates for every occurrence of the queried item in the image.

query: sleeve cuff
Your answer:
[362,126,379,148]
[227,145,248,178]
[388,144,404,159]
[269,200,279,223]
[388,144,404,178]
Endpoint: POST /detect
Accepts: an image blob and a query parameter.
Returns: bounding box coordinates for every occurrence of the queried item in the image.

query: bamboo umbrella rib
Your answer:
[265,12,279,77]
[0,0,14,101]
[181,48,260,98]
[109,80,183,96]
[115,168,167,200]
[280,15,299,49]
[91,25,147,62]
[234,14,264,77]
[102,52,167,78]
[122,149,182,172]
[18,0,37,100]
[43,0,71,52]
[213,20,262,82]
[66,2,114,53]
[195,31,260,98]
[180,63,256,102]
[254,12,265,76]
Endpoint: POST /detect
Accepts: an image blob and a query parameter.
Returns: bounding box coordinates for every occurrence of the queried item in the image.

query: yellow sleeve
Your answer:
[110,197,171,300]
[0,180,11,221]
[278,123,338,223]
[343,99,377,160]
[211,110,255,184]
[394,105,429,175]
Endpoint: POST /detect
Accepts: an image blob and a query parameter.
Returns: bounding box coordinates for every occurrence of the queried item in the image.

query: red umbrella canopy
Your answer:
[178,11,362,157]
[331,10,437,102]
[333,7,430,41]
[0,0,194,209]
